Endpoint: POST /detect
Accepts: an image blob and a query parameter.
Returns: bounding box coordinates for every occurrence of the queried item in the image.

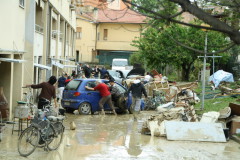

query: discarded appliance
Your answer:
[165,121,226,142]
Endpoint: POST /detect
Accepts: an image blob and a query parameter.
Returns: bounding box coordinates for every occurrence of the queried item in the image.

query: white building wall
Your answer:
[34,32,44,56]
[0,0,25,51]
[49,0,76,30]
[58,42,62,57]
[50,38,56,56]
[66,44,69,57]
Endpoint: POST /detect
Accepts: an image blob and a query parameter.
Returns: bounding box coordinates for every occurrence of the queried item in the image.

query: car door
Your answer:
[84,80,101,112]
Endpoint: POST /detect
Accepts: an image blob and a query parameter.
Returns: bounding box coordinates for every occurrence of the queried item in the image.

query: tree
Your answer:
[132,24,229,81]
[123,0,240,48]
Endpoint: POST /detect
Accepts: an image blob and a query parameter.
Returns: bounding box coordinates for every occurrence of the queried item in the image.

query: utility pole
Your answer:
[198,50,222,110]
[201,32,208,110]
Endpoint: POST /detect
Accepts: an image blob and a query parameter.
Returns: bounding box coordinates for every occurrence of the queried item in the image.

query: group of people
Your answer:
[85,77,147,120]
[76,64,110,79]
[25,62,151,120]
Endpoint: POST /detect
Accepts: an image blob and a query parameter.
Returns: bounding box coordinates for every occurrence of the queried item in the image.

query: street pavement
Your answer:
[0,111,240,160]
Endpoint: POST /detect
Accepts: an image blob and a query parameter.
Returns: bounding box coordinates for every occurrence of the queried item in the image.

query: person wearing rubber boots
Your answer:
[127,79,147,121]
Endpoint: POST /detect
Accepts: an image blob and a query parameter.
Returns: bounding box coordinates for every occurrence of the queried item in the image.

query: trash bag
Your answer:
[209,70,234,87]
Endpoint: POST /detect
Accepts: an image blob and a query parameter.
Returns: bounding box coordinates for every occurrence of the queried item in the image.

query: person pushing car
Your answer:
[85,80,117,115]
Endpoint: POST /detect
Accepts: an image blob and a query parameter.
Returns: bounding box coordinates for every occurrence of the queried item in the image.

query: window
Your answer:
[19,0,25,8]
[65,80,82,90]
[104,81,126,94]
[103,29,108,40]
[76,27,82,39]
[86,81,97,89]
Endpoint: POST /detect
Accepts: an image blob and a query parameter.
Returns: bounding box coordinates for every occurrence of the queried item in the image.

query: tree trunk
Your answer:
[181,64,191,81]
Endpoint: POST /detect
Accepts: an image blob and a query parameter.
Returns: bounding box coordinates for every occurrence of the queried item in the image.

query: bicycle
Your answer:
[22,87,34,105]
[18,99,65,157]
[21,87,37,115]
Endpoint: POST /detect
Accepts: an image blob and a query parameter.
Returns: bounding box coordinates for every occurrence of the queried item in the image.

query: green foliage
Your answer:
[195,96,240,115]
[132,24,229,81]
[193,81,240,115]
[129,52,145,66]
[167,72,180,81]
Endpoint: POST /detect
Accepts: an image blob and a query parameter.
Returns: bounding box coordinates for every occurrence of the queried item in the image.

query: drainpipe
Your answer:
[95,23,99,51]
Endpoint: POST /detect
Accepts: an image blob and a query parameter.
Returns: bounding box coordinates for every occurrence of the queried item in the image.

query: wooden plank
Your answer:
[165,121,226,142]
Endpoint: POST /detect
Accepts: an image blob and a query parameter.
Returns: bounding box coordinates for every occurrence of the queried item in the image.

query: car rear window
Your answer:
[65,80,82,90]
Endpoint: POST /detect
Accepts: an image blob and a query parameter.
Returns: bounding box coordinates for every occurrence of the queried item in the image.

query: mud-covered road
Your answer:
[0,111,240,160]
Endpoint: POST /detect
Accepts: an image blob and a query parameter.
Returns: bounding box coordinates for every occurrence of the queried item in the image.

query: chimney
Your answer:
[93,7,98,21]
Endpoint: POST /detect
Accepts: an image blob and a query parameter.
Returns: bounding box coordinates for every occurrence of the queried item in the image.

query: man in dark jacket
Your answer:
[83,64,91,78]
[26,76,58,109]
[98,66,108,79]
[127,79,147,120]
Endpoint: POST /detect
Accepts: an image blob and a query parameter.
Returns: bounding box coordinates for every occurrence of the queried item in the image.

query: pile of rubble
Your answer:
[141,100,240,143]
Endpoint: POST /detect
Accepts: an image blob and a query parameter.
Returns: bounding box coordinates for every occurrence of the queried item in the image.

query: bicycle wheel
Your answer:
[47,122,64,150]
[18,126,40,157]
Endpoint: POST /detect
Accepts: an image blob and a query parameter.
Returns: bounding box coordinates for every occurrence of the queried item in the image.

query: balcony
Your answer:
[34,25,44,56]
[35,24,43,34]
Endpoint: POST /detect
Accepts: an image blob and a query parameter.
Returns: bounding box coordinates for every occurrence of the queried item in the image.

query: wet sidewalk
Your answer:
[0,111,240,160]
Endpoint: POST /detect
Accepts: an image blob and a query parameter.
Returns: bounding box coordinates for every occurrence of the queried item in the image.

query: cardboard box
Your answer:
[230,116,240,135]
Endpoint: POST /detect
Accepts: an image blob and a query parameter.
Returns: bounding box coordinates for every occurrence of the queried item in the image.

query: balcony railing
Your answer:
[35,24,43,33]
[52,30,62,39]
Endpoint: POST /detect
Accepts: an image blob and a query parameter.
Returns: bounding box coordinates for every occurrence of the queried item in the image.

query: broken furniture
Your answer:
[165,121,226,142]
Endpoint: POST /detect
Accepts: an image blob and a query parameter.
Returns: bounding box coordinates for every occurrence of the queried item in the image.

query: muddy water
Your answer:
[0,111,240,160]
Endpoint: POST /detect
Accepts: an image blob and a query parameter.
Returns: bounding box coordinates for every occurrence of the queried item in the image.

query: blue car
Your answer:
[61,79,144,115]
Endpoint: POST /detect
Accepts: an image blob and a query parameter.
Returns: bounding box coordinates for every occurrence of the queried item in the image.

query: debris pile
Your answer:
[144,80,200,113]
[141,101,240,142]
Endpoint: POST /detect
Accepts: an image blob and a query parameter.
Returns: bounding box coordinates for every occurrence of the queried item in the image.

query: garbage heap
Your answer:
[141,101,240,143]
[142,81,201,137]
[144,80,199,110]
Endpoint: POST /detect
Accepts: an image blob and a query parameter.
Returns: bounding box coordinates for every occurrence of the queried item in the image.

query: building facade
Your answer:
[0,0,76,119]
[74,0,146,65]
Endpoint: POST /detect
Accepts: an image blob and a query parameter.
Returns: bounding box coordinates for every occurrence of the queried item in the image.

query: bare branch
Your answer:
[122,0,230,32]
[169,35,235,55]
[210,43,236,54]
[122,0,240,44]
[168,10,185,18]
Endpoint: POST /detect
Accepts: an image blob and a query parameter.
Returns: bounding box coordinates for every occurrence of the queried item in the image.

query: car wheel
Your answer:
[78,102,91,115]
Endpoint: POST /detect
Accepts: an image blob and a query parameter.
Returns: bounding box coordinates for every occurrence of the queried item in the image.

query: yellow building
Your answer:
[0,0,76,119]
[75,0,146,64]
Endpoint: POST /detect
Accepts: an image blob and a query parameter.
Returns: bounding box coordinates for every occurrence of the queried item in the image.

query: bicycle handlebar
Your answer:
[22,86,30,88]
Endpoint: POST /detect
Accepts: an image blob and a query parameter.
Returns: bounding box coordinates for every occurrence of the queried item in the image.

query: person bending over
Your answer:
[85,80,117,115]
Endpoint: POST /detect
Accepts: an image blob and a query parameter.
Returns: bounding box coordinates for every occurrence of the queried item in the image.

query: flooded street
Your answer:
[0,111,240,160]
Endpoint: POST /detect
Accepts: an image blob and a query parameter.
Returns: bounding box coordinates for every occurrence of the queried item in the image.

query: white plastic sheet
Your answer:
[208,70,234,87]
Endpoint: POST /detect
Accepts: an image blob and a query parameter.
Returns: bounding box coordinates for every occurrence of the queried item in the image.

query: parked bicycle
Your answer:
[22,87,34,104]
[21,87,37,116]
[18,99,65,157]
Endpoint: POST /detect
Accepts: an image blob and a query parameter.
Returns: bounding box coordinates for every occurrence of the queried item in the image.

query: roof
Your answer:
[78,8,147,24]
[97,9,147,24]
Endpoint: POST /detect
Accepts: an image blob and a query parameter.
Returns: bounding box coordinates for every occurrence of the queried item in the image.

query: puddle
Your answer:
[0,111,240,160]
